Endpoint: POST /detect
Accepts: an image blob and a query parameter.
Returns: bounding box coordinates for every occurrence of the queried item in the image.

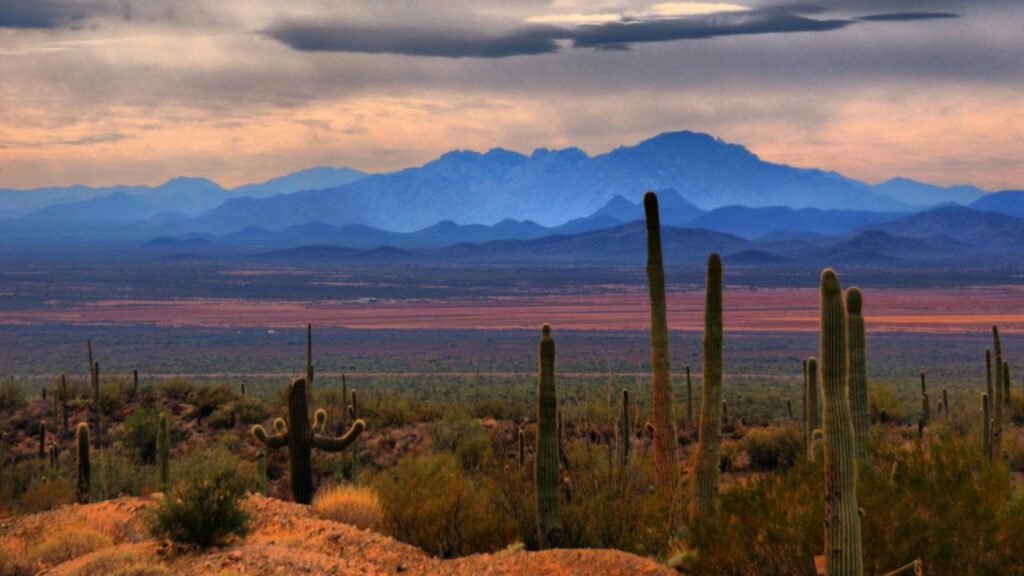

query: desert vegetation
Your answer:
[1,191,1022,575]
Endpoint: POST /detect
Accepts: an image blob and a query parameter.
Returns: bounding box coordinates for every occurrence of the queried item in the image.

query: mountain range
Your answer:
[2,131,1022,265]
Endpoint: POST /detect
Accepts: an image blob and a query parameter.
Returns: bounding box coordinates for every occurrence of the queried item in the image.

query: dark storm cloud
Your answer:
[263,21,561,58]
[0,0,110,29]
[569,12,850,48]
[265,10,855,58]
[856,12,959,22]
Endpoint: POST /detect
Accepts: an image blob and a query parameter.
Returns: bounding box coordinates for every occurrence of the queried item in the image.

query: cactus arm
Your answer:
[313,408,327,435]
[252,424,289,449]
[313,419,367,452]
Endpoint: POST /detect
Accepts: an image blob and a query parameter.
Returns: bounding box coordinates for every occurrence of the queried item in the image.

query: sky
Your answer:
[1,0,1022,191]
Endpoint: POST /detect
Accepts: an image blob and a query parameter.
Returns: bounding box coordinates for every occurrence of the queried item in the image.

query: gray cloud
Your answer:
[0,0,111,29]
[857,12,959,22]
[263,21,561,58]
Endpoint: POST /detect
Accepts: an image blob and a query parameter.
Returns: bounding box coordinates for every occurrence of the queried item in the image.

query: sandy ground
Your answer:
[3,285,1023,334]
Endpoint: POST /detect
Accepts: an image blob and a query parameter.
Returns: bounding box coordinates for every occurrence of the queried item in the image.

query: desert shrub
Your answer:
[207,404,238,429]
[149,449,250,546]
[741,425,803,471]
[189,384,238,421]
[99,382,125,415]
[373,452,510,557]
[312,484,384,530]
[429,411,493,471]
[235,396,270,424]
[119,408,160,464]
[471,398,518,421]
[870,384,905,423]
[20,476,75,513]
[1008,396,1024,426]
[361,392,444,427]
[92,450,153,499]
[0,379,25,410]
[28,527,114,567]
[560,439,674,556]
[156,378,198,402]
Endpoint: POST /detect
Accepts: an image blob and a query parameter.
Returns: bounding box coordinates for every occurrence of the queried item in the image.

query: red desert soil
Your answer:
[1,495,674,576]
[3,286,1024,334]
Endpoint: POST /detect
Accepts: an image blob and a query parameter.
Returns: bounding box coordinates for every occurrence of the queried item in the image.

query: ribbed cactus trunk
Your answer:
[619,389,631,469]
[535,324,563,548]
[845,288,869,463]
[985,349,993,409]
[76,423,90,504]
[643,192,678,492]
[991,327,1003,459]
[982,393,991,464]
[690,253,723,522]
[815,268,864,573]
[287,379,314,504]
[820,269,863,576]
[806,357,820,460]
[157,412,170,492]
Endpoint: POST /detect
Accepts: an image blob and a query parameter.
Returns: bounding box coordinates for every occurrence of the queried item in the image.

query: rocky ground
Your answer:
[0,495,675,576]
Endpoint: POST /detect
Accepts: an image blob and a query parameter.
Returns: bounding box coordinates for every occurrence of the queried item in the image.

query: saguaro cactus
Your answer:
[76,423,91,504]
[306,323,314,395]
[846,288,869,463]
[643,191,678,491]
[252,378,365,504]
[819,269,863,576]
[535,324,563,548]
[518,429,526,468]
[806,357,820,460]
[942,388,949,419]
[1004,362,1012,407]
[619,389,631,469]
[920,372,930,427]
[982,393,991,464]
[985,349,993,407]
[691,252,724,522]
[157,412,171,491]
[38,422,46,459]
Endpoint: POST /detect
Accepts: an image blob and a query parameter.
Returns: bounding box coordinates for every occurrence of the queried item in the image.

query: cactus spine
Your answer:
[643,191,678,492]
[619,389,631,469]
[846,288,869,463]
[76,423,90,504]
[806,357,820,460]
[256,451,268,496]
[691,253,724,522]
[252,377,365,504]
[819,269,863,576]
[535,324,563,548]
[157,412,170,492]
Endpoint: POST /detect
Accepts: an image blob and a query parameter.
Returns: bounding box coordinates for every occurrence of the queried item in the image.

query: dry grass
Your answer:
[312,484,384,531]
[27,527,115,568]
[62,547,168,576]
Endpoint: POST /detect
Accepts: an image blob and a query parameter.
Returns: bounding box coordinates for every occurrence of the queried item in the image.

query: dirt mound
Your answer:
[1,495,675,576]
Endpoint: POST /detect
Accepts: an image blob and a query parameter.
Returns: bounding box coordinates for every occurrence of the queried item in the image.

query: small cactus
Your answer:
[252,377,365,504]
[157,412,171,492]
[982,393,991,464]
[643,191,678,492]
[805,357,820,460]
[535,324,563,548]
[76,423,91,504]
[619,389,631,469]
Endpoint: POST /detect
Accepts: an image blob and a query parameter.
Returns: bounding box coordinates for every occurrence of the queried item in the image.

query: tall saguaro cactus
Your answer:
[535,324,563,548]
[643,191,678,492]
[691,253,724,522]
[819,269,863,576]
[76,423,91,504]
[252,378,365,504]
[846,288,869,463]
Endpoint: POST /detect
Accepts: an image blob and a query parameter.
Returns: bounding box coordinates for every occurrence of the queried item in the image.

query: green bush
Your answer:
[149,449,250,547]
[119,408,159,464]
[156,379,199,402]
[429,411,493,471]
[741,425,802,471]
[189,384,238,422]
[0,379,25,411]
